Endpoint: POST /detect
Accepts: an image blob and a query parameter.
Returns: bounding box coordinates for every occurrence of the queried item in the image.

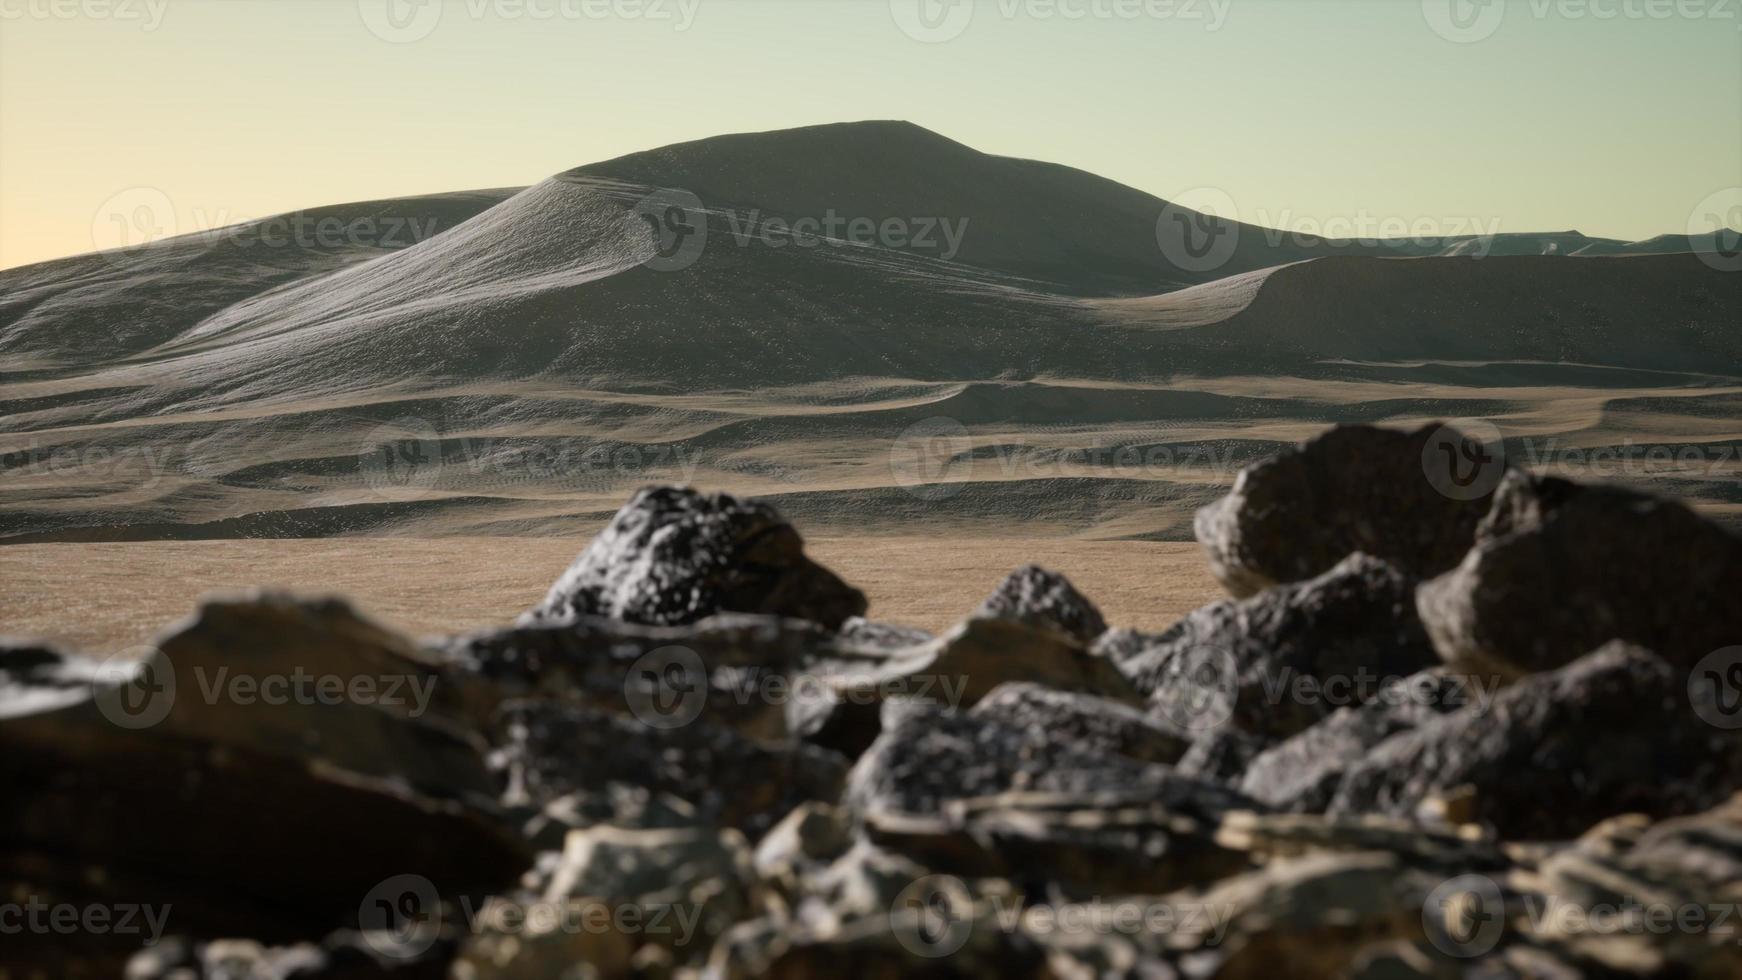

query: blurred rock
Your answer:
[442,612,821,741]
[1329,644,1742,838]
[1101,554,1438,741]
[0,644,527,965]
[969,683,1192,766]
[846,703,1255,823]
[496,701,846,837]
[1240,669,1492,812]
[1417,471,1742,677]
[1194,423,1506,598]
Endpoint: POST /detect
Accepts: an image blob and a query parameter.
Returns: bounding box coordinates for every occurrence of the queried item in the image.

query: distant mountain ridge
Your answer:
[0,121,1736,543]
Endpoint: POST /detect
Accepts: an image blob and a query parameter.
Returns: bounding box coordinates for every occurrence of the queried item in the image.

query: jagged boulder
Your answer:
[1194,423,1507,598]
[1099,554,1439,741]
[523,486,867,629]
[846,703,1255,823]
[1417,471,1742,678]
[1240,669,1496,812]
[1328,643,1742,838]
[971,565,1108,644]
[789,616,1142,761]
[969,683,1191,765]
[441,612,825,741]
[496,701,847,836]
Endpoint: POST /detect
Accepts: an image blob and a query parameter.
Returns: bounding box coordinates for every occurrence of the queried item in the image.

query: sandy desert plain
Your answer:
[3,122,1739,654]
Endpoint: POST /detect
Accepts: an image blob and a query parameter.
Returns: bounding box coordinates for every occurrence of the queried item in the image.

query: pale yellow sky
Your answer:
[2,0,1739,270]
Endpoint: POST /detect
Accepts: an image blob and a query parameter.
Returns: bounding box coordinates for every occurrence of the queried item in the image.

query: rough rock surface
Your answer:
[1194,423,1507,597]
[1101,553,1439,740]
[846,703,1256,822]
[972,564,1108,643]
[789,615,1142,760]
[968,682,1192,765]
[1417,470,1742,677]
[1329,643,1742,838]
[441,612,824,740]
[522,486,867,629]
[1240,669,1493,811]
[496,701,847,836]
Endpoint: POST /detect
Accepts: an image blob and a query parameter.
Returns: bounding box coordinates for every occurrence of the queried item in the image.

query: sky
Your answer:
[2,0,1739,270]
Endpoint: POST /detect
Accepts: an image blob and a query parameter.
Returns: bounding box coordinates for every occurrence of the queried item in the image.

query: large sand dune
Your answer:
[2,121,1737,545]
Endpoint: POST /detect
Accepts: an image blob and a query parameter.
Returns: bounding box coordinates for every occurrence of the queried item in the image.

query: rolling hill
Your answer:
[1,121,1737,543]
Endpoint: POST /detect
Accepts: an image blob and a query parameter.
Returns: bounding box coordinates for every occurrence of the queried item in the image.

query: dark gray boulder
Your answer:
[440,612,825,741]
[845,702,1256,823]
[1099,554,1439,741]
[1240,669,1495,812]
[969,682,1191,764]
[0,643,528,967]
[972,564,1108,644]
[1417,471,1742,677]
[523,486,867,629]
[495,701,847,837]
[1328,643,1742,838]
[789,617,1143,762]
[1195,423,1507,598]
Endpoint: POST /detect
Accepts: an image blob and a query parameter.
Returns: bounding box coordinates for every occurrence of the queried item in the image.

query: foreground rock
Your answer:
[523,486,867,629]
[789,616,1142,760]
[847,703,1255,825]
[1194,423,1507,597]
[1240,668,1495,812]
[497,701,847,836]
[1329,643,1742,838]
[1099,554,1439,741]
[441,612,824,741]
[1418,470,1742,677]
[0,640,527,971]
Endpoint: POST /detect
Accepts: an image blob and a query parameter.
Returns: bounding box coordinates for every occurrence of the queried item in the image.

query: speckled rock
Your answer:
[523,486,867,629]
